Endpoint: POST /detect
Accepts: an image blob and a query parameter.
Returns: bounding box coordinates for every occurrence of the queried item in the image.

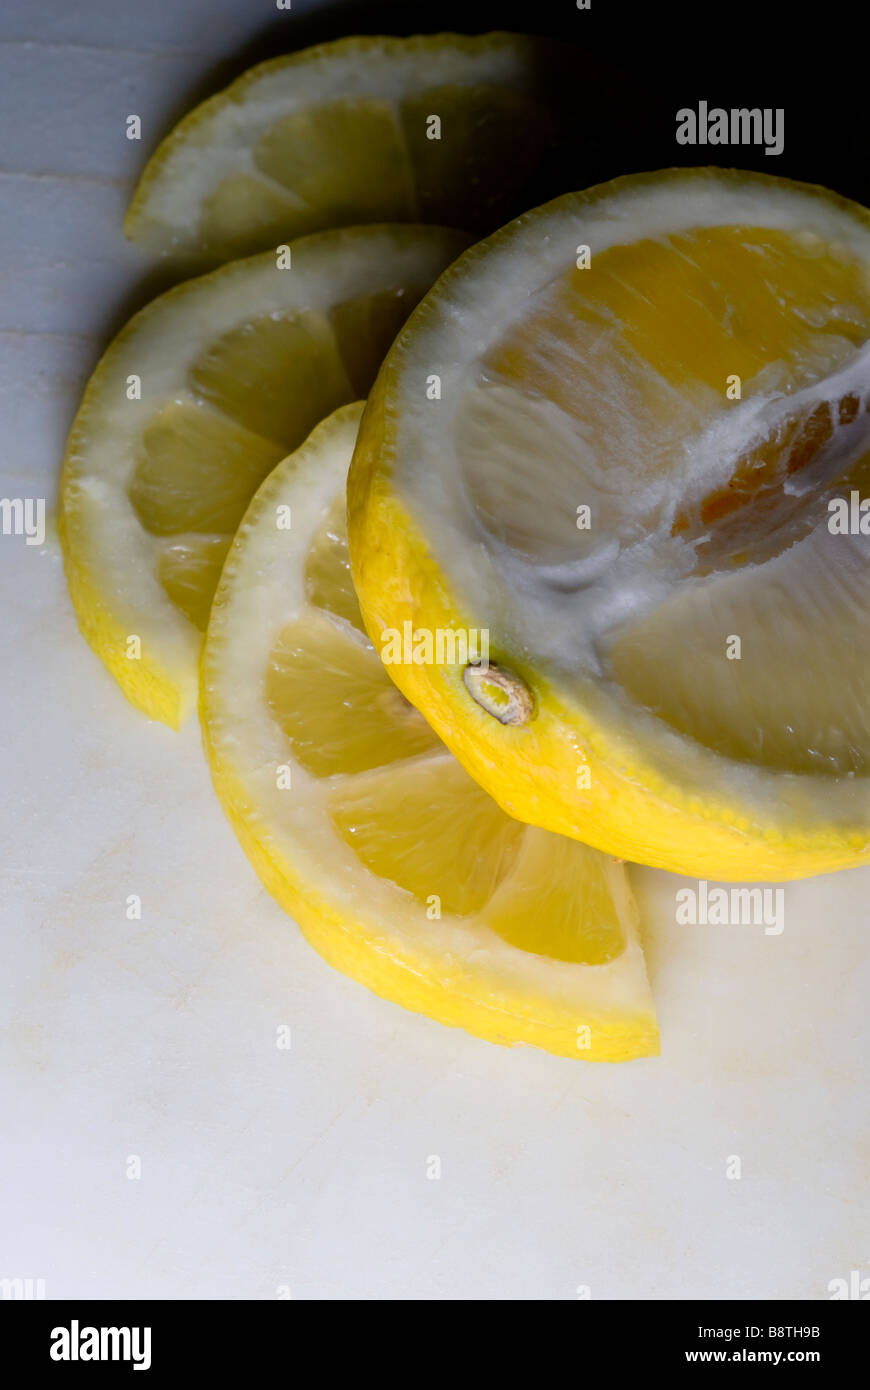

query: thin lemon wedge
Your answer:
[59,224,467,727]
[124,32,579,267]
[200,404,659,1062]
[348,169,870,881]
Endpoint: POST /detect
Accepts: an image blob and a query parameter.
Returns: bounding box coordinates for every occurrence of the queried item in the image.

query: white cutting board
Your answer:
[0,0,867,1300]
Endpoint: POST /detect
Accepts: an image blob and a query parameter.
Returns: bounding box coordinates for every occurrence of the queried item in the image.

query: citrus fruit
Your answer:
[59,223,467,727]
[124,32,576,266]
[348,169,870,881]
[200,404,659,1062]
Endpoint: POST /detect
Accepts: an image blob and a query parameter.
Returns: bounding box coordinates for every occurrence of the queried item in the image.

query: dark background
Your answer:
[198,0,868,212]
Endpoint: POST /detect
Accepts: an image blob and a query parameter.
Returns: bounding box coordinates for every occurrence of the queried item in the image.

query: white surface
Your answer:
[1,0,868,1301]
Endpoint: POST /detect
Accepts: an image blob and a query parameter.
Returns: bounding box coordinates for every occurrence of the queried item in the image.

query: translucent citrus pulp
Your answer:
[200,405,659,1061]
[348,169,870,880]
[124,32,574,267]
[59,224,467,726]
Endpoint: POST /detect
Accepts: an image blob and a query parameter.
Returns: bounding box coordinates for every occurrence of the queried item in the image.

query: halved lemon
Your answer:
[124,32,576,266]
[59,223,467,727]
[348,169,870,881]
[200,404,658,1062]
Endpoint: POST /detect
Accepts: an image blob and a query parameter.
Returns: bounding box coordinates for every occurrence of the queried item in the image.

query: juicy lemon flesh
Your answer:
[279,512,626,963]
[129,400,286,539]
[265,612,440,778]
[473,228,870,548]
[201,406,657,1057]
[456,223,870,777]
[197,176,303,263]
[187,310,352,444]
[157,535,232,632]
[249,99,415,235]
[482,831,626,965]
[609,524,870,777]
[328,755,526,919]
[131,284,458,626]
[303,494,367,632]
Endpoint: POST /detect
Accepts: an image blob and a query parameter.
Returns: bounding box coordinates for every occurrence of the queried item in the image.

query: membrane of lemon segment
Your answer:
[393,181,870,797]
[125,34,576,263]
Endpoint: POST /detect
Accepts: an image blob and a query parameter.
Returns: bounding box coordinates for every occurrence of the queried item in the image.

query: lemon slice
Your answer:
[348,169,870,880]
[200,404,658,1062]
[59,223,467,727]
[124,32,572,266]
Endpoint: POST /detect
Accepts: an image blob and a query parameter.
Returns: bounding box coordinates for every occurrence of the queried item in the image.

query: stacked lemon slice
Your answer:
[200,405,659,1061]
[125,32,575,265]
[349,169,870,880]
[60,225,467,725]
